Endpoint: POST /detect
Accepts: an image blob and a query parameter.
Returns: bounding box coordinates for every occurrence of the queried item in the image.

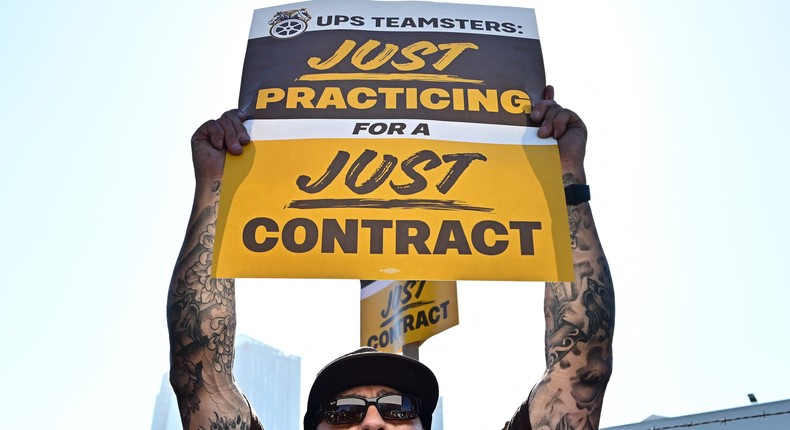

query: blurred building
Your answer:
[603,398,790,430]
[432,396,444,430]
[235,334,301,430]
[152,334,301,430]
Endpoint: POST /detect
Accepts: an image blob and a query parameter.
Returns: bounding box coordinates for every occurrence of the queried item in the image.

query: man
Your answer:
[167,85,614,430]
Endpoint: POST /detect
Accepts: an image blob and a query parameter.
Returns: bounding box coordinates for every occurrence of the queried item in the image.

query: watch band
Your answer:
[564,184,591,205]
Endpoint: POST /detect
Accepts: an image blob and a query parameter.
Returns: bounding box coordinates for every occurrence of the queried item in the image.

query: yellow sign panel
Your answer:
[212,1,573,281]
[360,280,459,353]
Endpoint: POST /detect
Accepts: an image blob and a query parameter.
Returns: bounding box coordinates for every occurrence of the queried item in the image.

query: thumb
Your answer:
[543,85,555,101]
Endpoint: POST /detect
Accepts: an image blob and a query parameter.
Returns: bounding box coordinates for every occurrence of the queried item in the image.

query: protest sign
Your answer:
[360,280,459,353]
[213,0,573,281]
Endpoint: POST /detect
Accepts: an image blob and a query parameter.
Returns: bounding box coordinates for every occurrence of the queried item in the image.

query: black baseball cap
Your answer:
[304,347,439,429]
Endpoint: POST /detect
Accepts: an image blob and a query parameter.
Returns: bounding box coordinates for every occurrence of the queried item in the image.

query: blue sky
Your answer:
[2,1,789,429]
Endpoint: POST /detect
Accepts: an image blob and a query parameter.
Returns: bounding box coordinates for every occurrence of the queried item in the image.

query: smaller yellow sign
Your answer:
[360,280,459,353]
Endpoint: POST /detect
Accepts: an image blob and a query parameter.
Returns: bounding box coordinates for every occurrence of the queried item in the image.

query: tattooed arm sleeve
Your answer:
[167,110,255,430]
[503,88,615,430]
[527,173,615,430]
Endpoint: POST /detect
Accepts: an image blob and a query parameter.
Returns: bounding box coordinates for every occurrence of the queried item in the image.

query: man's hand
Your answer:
[191,109,251,182]
[530,85,588,182]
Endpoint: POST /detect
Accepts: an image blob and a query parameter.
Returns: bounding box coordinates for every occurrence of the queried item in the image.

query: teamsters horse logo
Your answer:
[269,8,312,39]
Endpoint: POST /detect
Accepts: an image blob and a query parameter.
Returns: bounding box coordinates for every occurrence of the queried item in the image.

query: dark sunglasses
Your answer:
[319,393,421,425]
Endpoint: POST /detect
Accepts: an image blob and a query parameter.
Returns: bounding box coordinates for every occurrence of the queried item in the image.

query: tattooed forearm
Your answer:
[545,260,614,366]
[527,188,614,429]
[545,174,615,358]
[167,180,242,429]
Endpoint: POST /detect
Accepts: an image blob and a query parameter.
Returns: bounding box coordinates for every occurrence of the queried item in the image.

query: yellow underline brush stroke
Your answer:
[297,73,485,84]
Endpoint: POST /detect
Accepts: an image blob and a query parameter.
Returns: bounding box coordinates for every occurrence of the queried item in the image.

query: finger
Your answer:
[218,111,243,155]
[551,109,573,139]
[237,108,254,122]
[531,85,557,122]
[229,110,251,146]
[224,109,251,149]
[531,85,556,121]
[530,99,556,122]
[191,119,211,143]
[538,103,563,138]
[203,120,225,151]
[544,85,555,101]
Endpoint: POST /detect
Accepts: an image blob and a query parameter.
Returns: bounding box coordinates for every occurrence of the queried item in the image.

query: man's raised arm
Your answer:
[506,87,615,430]
[166,110,256,430]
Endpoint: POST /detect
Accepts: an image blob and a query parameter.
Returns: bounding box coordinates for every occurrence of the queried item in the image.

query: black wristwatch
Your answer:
[564,184,591,205]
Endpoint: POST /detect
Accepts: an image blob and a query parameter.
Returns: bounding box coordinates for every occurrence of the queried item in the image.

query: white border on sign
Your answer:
[250,1,539,40]
[243,118,553,146]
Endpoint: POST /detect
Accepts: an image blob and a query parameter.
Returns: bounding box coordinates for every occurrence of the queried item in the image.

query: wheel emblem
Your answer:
[270,19,307,39]
[268,9,311,40]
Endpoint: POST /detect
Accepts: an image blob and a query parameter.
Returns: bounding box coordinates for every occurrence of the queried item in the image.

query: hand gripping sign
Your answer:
[213,1,573,281]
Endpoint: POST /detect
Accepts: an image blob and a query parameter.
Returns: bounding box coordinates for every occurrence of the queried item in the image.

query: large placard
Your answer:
[213,1,572,281]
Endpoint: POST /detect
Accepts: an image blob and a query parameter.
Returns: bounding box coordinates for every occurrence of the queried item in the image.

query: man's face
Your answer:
[316,385,424,430]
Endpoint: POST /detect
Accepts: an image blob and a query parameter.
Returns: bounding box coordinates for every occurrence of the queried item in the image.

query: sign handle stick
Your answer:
[403,342,419,360]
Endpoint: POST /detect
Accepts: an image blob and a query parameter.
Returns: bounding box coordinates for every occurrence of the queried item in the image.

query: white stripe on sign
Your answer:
[250,1,539,40]
[244,118,554,146]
